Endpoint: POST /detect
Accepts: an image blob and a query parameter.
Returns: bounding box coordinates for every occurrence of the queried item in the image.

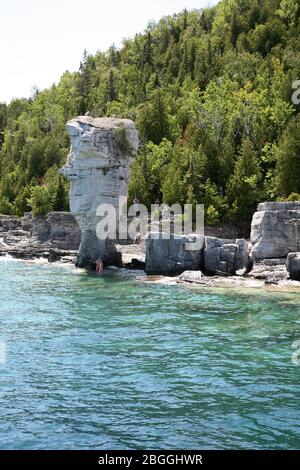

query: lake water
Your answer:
[0,257,299,450]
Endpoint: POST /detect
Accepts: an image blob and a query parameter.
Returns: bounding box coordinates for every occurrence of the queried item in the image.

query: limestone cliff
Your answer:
[61,116,138,268]
[250,202,300,260]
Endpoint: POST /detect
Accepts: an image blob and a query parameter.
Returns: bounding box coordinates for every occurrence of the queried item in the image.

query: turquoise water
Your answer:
[0,258,299,450]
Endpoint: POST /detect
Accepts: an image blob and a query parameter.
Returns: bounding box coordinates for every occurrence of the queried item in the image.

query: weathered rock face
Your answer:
[61,116,138,268]
[250,202,300,261]
[0,215,21,232]
[286,253,300,280]
[0,212,80,262]
[145,234,249,276]
[146,234,205,275]
[32,212,81,250]
[204,237,249,275]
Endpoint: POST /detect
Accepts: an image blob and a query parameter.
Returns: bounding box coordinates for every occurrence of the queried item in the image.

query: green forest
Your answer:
[1,0,300,227]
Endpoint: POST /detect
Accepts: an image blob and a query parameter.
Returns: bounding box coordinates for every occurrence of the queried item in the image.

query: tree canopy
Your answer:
[1,0,300,226]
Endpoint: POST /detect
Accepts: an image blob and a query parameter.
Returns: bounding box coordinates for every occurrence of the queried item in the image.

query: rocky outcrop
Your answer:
[61,116,138,268]
[145,234,249,276]
[0,215,22,232]
[48,248,78,264]
[146,234,204,275]
[204,237,249,275]
[32,212,80,250]
[0,212,80,263]
[251,202,300,261]
[0,212,80,250]
[0,215,32,247]
[286,253,300,281]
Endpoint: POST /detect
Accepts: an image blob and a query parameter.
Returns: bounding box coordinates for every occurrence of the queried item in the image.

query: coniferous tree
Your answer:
[106,69,118,102]
[0,1,299,226]
[276,115,300,196]
[228,139,262,224]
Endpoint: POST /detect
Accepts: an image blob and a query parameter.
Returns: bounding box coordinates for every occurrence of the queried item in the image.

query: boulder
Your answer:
[286,253,300,281]
[124,258,146,270]
[204,237,249,275]
[146,233,204,275]
[251,202,300,260]
[61,116,138,268]
[178,271,204,284]
[48,248,79,263]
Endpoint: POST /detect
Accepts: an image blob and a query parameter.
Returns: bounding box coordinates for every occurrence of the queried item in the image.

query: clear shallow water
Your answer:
[0,258,299,450]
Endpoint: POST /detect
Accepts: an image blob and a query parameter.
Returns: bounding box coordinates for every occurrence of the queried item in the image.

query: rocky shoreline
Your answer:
[0,213,80,264]
[1,199,300,292]
[1,213,299,291]
[3,117,299,292]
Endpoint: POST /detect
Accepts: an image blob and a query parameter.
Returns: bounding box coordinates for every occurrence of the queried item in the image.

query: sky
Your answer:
[0,0,219,103]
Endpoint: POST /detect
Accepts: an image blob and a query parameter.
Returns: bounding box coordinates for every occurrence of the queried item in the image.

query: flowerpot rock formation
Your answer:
[61,116,139,268]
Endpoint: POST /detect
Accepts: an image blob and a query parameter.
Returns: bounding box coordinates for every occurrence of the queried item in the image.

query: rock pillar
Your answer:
[61,116,138,268]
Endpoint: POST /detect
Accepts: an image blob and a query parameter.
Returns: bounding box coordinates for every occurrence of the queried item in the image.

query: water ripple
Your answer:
[0,259,300,449]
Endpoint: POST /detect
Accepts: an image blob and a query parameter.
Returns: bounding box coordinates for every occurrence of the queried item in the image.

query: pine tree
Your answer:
[227,139,262,224]
[183,8,188,31]
[0,103,7,147]
[109,44,118,67]
[143,32,153,66]
[54,176,67,211]
[138,90,172,144]
[276,115,300,196]
[106,70,118,102]
[78,49,93,114]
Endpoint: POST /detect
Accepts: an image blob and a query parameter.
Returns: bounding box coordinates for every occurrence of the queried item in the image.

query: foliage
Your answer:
[276,114,300,196]
[28,186,53,217]
[1,0,300,226]
[227,139,262,223]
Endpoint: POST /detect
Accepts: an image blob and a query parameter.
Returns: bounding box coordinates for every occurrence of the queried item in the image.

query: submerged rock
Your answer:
[286,253,300,281]
[124,258,146,270]
[48,248,79,264]
[61,116,138,268]
[251,202,300,260]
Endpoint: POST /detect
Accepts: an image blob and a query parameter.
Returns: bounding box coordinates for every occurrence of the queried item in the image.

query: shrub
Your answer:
[28,186,53,217]
[0,196,16,215]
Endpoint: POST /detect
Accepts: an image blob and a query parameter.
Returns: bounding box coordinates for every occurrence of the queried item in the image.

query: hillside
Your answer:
[1,0,300,227]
